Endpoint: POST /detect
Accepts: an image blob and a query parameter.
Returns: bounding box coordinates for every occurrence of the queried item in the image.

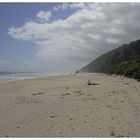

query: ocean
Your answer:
[0,72,69,84]
[0,72,48,84]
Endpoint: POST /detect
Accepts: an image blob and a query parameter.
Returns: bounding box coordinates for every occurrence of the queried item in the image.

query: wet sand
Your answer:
[0,73,140,137]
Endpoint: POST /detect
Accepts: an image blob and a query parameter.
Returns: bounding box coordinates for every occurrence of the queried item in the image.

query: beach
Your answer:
[0,73,140,137]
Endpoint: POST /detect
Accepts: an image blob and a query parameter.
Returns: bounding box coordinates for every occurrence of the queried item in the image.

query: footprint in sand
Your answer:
[73,90,85,96]
[15,96,42,104]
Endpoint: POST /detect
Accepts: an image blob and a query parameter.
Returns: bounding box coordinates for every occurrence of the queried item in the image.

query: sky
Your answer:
[1,3,140,73]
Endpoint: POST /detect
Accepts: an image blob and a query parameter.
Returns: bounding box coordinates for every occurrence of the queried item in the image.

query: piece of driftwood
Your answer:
[87,80,99,86]
[32,92,44,96]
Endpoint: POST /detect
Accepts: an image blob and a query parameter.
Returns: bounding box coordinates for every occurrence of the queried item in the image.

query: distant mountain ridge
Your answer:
[80,39,140,80]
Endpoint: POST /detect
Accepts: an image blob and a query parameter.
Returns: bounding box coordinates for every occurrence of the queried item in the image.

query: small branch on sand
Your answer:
[50,115,58,118]
[32,92,44,96]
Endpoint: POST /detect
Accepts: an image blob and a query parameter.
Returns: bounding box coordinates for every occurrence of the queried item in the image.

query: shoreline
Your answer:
[0,73,140,137]
[0,72,71,85]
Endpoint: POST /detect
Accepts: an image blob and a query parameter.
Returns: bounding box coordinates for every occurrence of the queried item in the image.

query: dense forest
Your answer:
[80,39,140,80]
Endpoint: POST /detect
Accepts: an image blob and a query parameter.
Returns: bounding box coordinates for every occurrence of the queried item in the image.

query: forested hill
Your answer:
[80,39,140,80]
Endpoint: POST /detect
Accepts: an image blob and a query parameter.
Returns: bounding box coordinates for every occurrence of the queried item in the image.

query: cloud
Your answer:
[53,3,88,11]
[36,11,52,22]
[106,38,120,44]
[8,3,140,63]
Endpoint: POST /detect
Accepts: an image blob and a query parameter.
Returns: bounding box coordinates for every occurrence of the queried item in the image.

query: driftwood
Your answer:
[87,80,99,86]
[32,92,44,96]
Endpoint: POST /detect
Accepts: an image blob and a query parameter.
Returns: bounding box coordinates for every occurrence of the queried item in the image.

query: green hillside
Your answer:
[80,39,140,80]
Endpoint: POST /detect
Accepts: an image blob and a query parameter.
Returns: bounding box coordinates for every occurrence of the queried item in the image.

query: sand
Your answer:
[0,73,140,137]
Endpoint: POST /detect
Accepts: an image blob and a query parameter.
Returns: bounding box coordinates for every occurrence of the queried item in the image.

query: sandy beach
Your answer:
[0,73,140,137]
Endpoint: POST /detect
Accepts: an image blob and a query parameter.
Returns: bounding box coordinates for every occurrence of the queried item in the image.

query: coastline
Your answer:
[0,72,70,85]
[0,73,140,137]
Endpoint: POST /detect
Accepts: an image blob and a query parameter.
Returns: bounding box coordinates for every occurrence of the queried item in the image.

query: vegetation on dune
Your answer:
[80,39,140,80]
[115,58,140,79]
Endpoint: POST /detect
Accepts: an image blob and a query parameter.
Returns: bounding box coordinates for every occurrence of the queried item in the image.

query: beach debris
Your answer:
[74,90,81,93]
[66,86,69,90]
[87,80,99,86]
[61,93,70,96]
[78,92,85,96]
[50,115,58,118]
[32,92,44,96]
[110,131,116,137]
[110,131,130,137]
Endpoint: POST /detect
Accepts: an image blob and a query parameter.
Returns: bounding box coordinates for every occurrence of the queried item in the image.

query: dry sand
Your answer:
[0,73,140,137]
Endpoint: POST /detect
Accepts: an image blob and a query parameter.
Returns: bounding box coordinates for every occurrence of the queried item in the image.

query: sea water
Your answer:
[0,72,69,84]
[0,72,46,84]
